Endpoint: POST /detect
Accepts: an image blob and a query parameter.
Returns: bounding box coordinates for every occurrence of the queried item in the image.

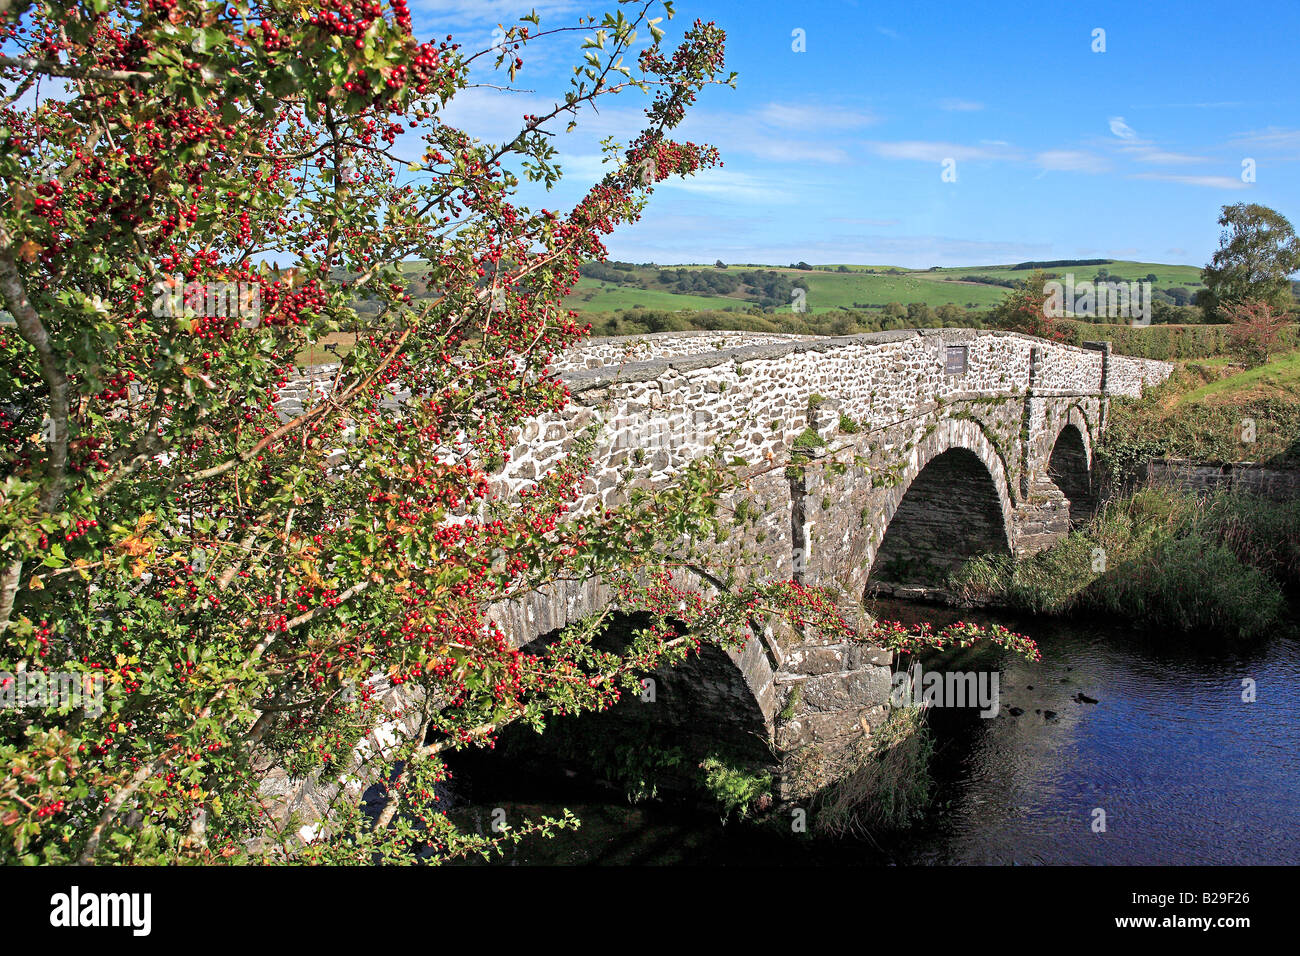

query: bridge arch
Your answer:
[491,575,781,740]
[1046,408,1095,526]
[458,610,777,799]
[866,419,1014,588]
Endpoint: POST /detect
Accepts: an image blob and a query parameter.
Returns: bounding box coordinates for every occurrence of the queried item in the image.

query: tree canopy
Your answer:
[0,0,1032,866]
[1201,203,1300,320]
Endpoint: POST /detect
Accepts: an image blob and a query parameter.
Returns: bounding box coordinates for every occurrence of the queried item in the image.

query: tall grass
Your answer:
[812,707,934,837]
[951,487,1299,640]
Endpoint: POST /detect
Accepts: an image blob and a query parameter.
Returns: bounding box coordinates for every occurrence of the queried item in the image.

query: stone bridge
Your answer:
[268,329,1171,826]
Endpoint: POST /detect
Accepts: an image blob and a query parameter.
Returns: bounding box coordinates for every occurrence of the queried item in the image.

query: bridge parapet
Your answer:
[276,329,1170,656]
[510,330,1167,518]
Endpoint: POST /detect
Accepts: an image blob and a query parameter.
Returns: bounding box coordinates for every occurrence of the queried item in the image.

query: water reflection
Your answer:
[886,600,1300,865]
[456,600,1300,865]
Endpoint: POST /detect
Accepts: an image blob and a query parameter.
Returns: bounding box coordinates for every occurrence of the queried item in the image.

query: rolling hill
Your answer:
[562,259,1206,315]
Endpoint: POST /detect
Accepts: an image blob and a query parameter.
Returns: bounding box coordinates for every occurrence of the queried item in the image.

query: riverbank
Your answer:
[949,486,1300,640]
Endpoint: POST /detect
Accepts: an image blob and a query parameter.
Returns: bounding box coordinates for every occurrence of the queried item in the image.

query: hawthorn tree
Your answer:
[991,270,1066,341]
[0,1,1033,865]
[1222,298,1290,367]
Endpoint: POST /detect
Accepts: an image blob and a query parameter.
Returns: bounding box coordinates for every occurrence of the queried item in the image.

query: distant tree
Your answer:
[882,302,907,321]
[837,265,850,273]
[1202,203,1300,320]
[907,302,935,325]
[829,313,857,335]
[936,303,966,324]
[1151,300,1181,325]
[715,259,727,269]
[791,261,813,271]
[1222,298,1291,366]
[1145,273,1159,284]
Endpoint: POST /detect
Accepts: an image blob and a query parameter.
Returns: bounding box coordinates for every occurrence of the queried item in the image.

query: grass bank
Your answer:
[951,487,1300,640]
[1098,350,1300,485]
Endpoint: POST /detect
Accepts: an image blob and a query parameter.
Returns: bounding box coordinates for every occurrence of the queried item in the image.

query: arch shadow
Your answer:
[1047,419,1094,526]
[451,611,776,804]
[868,444,1013,588]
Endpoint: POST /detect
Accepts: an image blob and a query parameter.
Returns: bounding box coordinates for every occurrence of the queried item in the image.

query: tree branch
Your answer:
[0,54,171,85]
[0,223,70,513]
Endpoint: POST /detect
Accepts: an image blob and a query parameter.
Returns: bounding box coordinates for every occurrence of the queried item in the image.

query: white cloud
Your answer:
[436,86,552,143]
[1036,150,1111,173]
[670,102,876,166]
[438,84,653,149]
[755,102,878,131]
[748,141,854,164]
[938,99,984,112]
[1123,147,1208,164]
[865,140,1019,163]
[1108,117,1138,140]
[655,168,800,203]
[1133,172,1250,190]
[1087,119,1217,171]
[1228,127,1300,158]
[552,153,617,181]
[544,154,793,203]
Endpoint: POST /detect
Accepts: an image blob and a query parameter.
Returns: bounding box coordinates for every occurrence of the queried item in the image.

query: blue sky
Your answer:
[416,0,1300,268]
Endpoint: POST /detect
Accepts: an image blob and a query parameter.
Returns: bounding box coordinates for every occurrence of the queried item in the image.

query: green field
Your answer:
[923,260,1204,286]
[786,270,1005,312]
[561,259,1205,315]
[566,277,744,312]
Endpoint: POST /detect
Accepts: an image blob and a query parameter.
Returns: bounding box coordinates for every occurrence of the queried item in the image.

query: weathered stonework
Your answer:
[264,329,1171,823]
[1143,458,1300,501]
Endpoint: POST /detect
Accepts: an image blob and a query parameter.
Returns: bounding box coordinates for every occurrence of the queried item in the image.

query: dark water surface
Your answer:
[882,600,1300,865]
[453,600,1300,865]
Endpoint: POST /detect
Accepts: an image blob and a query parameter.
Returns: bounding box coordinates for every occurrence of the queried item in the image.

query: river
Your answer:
[446,599,1300,865]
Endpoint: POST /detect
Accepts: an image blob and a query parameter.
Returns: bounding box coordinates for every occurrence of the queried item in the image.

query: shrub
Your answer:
[951,488,1294,640]
[1222,299,1291,366]
[699,755,772,822]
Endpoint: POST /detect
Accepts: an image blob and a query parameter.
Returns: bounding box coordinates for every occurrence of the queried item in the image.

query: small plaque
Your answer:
[945,345,968,376]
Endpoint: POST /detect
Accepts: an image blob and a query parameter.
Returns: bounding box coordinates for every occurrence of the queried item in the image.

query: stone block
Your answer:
[799,667,892,713]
